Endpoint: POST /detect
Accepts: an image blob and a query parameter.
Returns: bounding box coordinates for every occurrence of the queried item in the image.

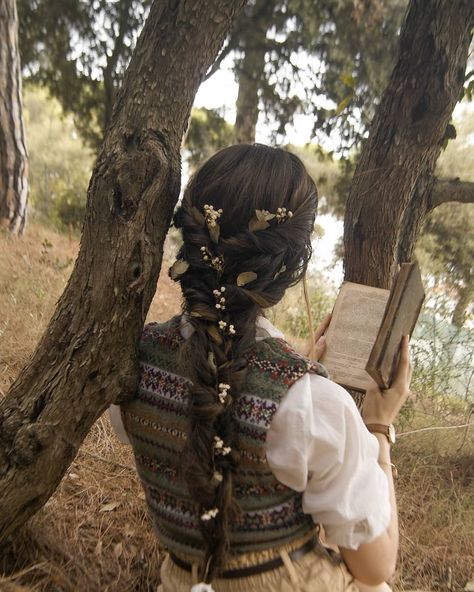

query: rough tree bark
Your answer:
[343,0,474,288]
[234,0,272,144]
[0,0,28,235]
[0,0,246,542]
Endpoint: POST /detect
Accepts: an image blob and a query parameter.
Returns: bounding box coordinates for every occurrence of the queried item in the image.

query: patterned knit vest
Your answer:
[121,316,328,557]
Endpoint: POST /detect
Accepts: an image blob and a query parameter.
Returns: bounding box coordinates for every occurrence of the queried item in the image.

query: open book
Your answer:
[319,262,425,392]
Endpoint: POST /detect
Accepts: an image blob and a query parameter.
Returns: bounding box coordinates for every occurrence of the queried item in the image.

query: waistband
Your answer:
[169,535,319,579]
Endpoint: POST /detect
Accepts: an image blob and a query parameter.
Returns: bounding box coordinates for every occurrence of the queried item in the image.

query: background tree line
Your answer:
[12,0,474,328]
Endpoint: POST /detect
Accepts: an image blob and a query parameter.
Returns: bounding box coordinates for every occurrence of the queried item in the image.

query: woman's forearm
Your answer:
[339,434,398,586]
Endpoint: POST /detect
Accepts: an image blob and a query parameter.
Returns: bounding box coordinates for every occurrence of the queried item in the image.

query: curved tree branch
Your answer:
[430,177,474,209]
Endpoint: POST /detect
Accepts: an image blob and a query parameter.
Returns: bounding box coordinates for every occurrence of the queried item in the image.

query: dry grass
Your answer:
[0,222,473,591]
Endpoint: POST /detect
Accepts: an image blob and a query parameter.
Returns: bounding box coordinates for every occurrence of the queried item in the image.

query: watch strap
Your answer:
[365,423,390,435]
[365,423,392,443]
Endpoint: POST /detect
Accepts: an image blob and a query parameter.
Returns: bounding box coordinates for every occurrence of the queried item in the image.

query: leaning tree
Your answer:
[0,0,246,540]
[0,0,473,543]
[0,0,28,234]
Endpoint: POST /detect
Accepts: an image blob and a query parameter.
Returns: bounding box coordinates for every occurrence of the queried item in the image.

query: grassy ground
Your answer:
[0,222,472,591]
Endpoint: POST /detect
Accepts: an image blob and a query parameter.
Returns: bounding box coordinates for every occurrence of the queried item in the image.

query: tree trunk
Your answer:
[452,280,473,329]
[234,2,271,144]
[234,44,265,144]
[343,0,474,289]
[0,0,28,235]
[0,0,245,542]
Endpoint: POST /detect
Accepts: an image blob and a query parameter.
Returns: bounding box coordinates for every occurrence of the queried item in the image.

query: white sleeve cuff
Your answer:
[108,404,131,445]
[266,373,392,551]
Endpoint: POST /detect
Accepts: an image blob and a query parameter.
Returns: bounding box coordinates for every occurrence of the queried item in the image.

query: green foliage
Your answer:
[18,0,406,152]
[185,108,236,171]
[24,85,93,230]
[231,0,406,149]
[18,0,151,149]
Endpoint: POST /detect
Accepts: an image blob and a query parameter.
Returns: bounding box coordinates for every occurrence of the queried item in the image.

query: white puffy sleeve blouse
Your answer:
[109,315,391,551]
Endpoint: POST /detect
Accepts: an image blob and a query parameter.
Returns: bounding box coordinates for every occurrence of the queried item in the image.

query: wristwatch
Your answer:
[365,423,396,445]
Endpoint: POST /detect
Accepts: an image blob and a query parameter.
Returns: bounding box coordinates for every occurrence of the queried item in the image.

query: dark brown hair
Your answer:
[171,143,318,581]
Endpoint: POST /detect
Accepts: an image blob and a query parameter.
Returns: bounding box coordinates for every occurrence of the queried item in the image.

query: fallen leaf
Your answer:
[138,491,146,501]
[94,540,103,557]
[99,501,120,513]
[124,523,136,538]
[114,542,123,559]
[237,271,257,286]
[255,209,275,222]
[169,259,189,280]
[248,218,270,232]
[209,224,220,244]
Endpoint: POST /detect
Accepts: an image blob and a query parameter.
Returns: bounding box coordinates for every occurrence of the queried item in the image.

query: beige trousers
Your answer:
[157,535,360,592]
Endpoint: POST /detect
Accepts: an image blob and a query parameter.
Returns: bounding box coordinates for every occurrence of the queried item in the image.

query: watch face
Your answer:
[388,424,396,444]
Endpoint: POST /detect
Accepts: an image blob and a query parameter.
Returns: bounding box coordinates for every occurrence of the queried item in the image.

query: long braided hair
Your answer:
[170,144,318,582]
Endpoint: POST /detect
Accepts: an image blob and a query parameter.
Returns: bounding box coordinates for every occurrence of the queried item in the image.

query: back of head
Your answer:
[171,143,318,581]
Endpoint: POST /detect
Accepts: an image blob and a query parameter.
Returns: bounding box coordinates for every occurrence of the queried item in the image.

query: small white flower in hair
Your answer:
[201,507,219,521]
[203,204,222,228]
[213,436,231,455]
[218,320,227,330]
[228,324,236,335]
[218,383,230,404]
[275,207,293,222]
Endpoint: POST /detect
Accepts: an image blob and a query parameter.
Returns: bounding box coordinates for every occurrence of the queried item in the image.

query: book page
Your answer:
[320,282,389,392]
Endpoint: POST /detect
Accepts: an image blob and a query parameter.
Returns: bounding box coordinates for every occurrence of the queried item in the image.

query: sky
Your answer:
[193,58,345,287]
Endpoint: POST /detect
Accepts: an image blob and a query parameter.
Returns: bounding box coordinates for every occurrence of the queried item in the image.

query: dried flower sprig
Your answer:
[203,205,222,228]
[201,507,219,521]
[213,287,226,309]
[200,246,224,272]
[213,436,231,456]
[218,383,231,404]
[203,204,222,243]
[275,207,293,222]
[217,320,236,336]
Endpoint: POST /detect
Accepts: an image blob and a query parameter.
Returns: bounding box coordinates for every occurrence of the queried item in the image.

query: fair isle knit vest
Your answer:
[121,316,328,557]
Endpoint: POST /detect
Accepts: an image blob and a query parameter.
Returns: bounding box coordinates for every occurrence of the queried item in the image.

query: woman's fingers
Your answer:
[313,312,332,343]
[307,312,331,361]
[391,335,411,392]
[313,336,326,361]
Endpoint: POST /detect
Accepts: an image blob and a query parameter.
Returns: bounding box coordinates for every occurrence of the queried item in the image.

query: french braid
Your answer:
[170,144,318,582]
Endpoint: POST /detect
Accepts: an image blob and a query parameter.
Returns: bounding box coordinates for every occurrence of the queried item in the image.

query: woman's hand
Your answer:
[306,312,331,361]
[362,335,412,426]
